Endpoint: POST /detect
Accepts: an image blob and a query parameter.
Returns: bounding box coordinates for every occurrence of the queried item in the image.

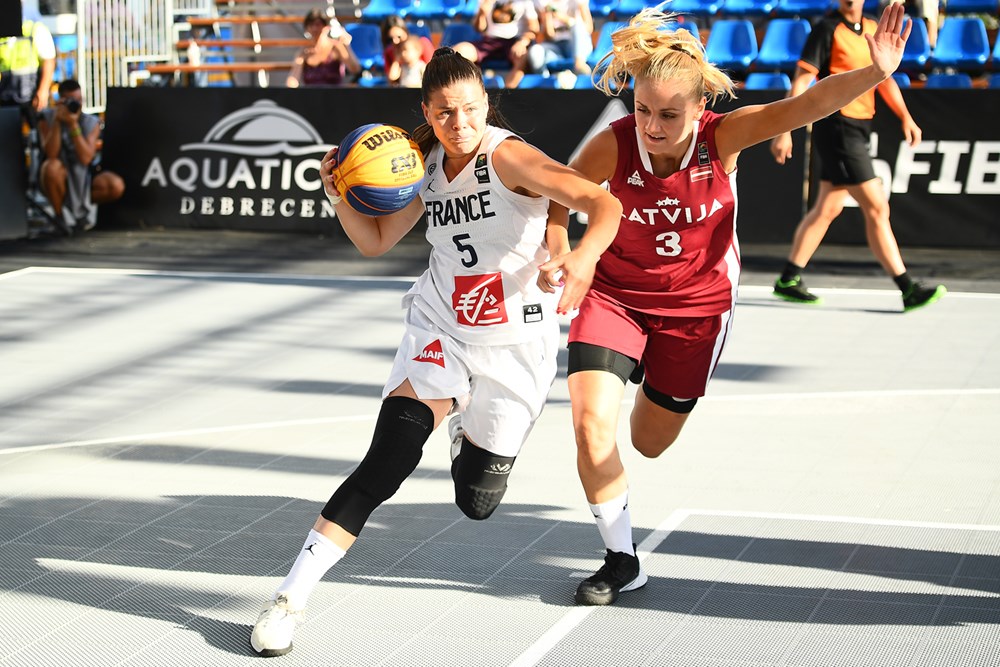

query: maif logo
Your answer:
[139,100,336,220]
[413,339,446,368]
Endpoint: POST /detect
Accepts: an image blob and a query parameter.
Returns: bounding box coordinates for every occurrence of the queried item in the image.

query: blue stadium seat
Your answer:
[615,0,719,16]
[360,0,416,22]
[611,0,653,17]
[722,0,777,16]
[704,19,758,72]
[941,0,998,13]
[439,22,507,70]
[899,17,930,71]
[586,21,627,70]
[590,0,620,18]
[931,17,989,70]
[517,73,562,88]
[53,34,77,80]
[408,0,473,21]
[774,0,831,17]
[989,73,1000,88]
[406,22,432,40]
[891,72,910,87]
[667,19,700,41]
[660,0,723,16]
[483,74,505,88]
[358,75,389,87]
[755,18,810,72]
[345,23,385,70]
[744,71,792,89]
[924,72,973,87]
[440,21,480,47]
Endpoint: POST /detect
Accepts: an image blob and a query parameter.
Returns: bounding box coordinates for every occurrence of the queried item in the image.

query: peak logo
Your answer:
[413,339,446,368]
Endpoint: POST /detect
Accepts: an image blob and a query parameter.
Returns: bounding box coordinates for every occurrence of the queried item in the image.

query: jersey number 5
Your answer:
[453,233,479,268]
[655,231,682,257]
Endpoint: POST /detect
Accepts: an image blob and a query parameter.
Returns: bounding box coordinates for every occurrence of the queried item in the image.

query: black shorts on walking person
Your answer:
[812,114,876,185]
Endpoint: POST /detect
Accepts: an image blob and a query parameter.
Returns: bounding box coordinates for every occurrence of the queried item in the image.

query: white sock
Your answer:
[274,529,346,609]
[589,490,634,555]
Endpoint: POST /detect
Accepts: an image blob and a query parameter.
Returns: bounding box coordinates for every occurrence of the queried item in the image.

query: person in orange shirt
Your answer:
[770,0,945,312]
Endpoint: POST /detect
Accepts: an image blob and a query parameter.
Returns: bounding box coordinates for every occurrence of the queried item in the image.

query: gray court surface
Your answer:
[2,240,999,666]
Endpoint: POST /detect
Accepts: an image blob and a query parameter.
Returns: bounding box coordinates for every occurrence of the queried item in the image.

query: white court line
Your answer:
[509,507,692,667]
[3,266,998,299]
[0,414,378,456]
[508,508,1000,667]
[0,265,421,283]
[3,386,997,456]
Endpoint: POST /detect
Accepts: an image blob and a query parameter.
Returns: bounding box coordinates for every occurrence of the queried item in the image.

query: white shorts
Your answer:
[382,304,559,457]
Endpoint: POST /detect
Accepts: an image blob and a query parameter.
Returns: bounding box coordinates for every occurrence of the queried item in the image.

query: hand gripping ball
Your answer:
[332,123,425,216]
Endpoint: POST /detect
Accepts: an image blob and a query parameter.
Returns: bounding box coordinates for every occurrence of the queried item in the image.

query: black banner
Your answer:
[101,87,997,248]
[0,108,27,240]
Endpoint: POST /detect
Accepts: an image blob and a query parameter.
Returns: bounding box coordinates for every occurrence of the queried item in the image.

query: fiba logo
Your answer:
[139,100,336,219]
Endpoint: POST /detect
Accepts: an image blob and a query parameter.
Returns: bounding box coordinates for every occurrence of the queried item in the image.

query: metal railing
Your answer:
[77,0,215,113]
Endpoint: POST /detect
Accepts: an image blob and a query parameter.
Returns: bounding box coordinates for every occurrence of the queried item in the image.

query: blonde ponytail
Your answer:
[594,8,736,104]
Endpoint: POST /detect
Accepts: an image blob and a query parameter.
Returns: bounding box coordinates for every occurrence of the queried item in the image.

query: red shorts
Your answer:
[568,290,733,399]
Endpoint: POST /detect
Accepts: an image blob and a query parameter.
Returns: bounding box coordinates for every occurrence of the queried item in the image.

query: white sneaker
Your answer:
[448,413,464,462]
[249,594,303,657]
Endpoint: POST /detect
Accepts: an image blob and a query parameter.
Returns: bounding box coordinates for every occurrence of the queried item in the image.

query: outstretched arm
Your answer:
[494,138,622,314]
[769,67,816,165]
[719,2,910,161]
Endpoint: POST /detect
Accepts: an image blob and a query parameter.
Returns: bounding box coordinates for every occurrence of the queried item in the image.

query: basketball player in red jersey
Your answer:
[770,0,945,311]
[539,3,915,605]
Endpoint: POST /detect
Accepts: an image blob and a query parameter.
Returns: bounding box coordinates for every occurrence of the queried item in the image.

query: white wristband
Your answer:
[326,189,343,206]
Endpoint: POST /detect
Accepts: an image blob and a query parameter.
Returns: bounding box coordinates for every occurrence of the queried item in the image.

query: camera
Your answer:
[64,99,81,113]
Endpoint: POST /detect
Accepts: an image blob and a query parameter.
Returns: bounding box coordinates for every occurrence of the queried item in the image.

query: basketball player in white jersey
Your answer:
[539,4,917,606]
[249,46,622,657]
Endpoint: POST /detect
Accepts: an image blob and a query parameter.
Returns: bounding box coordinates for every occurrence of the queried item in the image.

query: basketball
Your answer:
[332,123,425,216]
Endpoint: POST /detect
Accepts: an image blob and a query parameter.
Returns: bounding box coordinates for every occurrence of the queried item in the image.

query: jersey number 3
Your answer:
[655,231,682,257]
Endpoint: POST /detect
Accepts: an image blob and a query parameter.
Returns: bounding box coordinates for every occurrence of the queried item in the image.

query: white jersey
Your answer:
[405,125,558,346]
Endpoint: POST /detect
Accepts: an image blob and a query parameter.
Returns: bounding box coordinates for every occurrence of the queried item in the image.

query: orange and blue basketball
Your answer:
[332,123,424,216]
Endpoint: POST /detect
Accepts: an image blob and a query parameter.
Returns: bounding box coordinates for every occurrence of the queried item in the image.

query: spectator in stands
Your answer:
[528,0,594,75]
[770,0,944,312]
[381,15,433,86]
[904,0,937,47]
[37,79,125,232]
[0,0,56,113]
[287,9,361,87]
[393,35,427,87]
[453,0,540,88]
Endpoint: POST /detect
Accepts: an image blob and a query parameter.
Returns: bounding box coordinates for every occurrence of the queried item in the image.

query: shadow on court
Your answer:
[4,494,999,660]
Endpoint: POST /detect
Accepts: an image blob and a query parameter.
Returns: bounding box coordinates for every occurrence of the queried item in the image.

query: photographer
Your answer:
[37,79,124,232]
[286,9,361,87]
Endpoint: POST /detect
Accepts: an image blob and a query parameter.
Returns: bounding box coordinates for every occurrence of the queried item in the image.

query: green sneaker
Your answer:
[902,282,946,312]
[773,276,822,305]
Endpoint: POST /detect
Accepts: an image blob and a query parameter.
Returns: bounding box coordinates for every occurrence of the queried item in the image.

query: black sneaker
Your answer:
[902,282,946,312]
[574,546,647,606]
[773,276,821,304]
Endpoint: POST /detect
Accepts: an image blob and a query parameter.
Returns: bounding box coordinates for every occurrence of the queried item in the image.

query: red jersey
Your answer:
[591,111,741,317]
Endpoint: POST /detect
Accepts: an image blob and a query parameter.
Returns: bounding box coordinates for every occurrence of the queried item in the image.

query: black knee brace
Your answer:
[321,396,434,536]
[451,437,516,521]
[642,381,698,414]
[567,342,638,385]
